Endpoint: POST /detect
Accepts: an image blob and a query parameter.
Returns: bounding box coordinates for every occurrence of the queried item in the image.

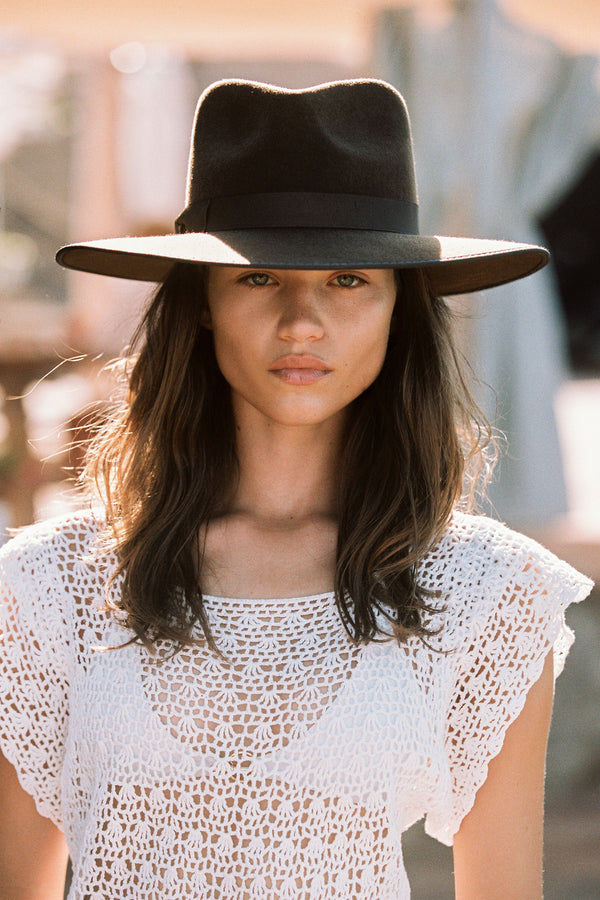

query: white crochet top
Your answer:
[0,509,592,899]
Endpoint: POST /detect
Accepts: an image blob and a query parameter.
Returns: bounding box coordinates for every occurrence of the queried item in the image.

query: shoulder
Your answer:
[0,506,113,604]
[428,511,588,588]
[421,511,593,649]
[1,506,106,564]
[0,506,120,666]
[436,510,542,557]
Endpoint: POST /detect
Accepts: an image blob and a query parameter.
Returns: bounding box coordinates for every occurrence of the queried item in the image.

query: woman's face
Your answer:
[205,266,397,430]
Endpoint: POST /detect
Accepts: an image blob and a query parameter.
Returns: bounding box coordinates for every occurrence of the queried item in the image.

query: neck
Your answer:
[229,404,346,523]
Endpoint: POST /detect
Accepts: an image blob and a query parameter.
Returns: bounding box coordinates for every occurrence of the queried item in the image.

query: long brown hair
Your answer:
[85,262,491,649]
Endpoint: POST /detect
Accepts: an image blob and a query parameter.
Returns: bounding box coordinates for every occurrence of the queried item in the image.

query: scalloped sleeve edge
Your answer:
[424,571,593,846]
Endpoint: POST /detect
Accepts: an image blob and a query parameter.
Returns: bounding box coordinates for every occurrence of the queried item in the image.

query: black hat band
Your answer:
[176,192,419,235]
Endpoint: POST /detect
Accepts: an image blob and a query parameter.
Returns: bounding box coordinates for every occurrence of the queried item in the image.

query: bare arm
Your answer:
[0,749,69,900]
[452,650,555,900]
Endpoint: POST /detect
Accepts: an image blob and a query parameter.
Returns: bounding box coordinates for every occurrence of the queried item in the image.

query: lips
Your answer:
[269,354,332,385]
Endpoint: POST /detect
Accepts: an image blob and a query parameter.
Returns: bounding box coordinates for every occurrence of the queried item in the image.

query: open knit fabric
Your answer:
[0,509,592,899]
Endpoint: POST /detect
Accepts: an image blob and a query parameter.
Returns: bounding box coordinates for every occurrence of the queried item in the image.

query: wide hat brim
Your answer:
[56,230,549,296]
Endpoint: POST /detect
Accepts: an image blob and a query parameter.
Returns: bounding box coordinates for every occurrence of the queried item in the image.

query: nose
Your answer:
[276,281,326,343]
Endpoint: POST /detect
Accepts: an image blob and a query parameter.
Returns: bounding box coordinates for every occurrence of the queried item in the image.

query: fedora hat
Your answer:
[56,78,549,295]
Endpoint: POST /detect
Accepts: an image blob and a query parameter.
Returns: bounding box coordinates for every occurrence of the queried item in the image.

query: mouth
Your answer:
[269,355,332,385]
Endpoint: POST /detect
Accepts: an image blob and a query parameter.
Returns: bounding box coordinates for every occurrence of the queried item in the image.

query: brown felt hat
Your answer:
[56,78,549,295]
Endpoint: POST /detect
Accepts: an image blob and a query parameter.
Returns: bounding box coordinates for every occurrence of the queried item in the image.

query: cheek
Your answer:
[210,315,260,390]
[356,345,388,391]
[338,322,392,398]
[211,333,242,385]
[356,314,394,374]
[208,316,235,373]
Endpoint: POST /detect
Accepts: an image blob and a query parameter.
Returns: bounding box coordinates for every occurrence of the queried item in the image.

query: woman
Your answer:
[0,78,593,899]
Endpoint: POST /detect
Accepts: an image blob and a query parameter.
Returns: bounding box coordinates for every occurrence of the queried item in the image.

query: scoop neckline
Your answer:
[202,590,336,604]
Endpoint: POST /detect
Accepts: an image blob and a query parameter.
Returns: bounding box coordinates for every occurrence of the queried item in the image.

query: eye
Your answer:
[332,273,365,288]
[242,271,274,287]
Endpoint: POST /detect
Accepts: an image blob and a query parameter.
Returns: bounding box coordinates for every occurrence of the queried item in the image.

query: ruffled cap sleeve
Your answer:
[0,519,75,828]
[424,516,593,845]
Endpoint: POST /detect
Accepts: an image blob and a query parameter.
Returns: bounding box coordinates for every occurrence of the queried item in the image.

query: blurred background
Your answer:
[0,0,598,896]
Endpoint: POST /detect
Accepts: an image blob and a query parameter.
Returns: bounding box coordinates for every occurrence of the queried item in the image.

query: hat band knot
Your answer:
[175,192,419,235]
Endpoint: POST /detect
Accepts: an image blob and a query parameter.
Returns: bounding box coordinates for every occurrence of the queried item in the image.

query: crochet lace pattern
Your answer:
[0,509,592,899]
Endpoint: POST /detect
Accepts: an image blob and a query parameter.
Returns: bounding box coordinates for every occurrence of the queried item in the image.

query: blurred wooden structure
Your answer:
[0,297,72,527]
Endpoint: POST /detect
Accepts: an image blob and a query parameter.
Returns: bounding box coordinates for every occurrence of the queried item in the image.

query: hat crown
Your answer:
[56,76,549,295]
[183,79,418,204]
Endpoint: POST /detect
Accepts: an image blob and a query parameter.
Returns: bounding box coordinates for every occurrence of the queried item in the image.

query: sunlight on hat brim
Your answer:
[56,230,549,296]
